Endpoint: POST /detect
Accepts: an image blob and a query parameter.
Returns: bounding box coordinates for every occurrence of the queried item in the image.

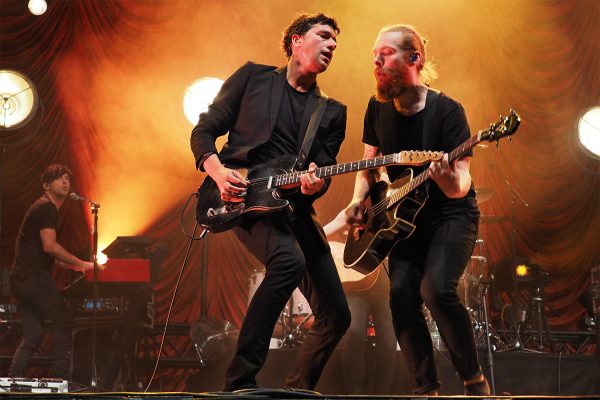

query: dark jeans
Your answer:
[388,212,480,394]
[9,273,73,379]
[342,269,396,395]
[224,209,351,391]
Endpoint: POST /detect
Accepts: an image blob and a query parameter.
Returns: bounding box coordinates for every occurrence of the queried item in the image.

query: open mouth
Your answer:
[321,51,333,63]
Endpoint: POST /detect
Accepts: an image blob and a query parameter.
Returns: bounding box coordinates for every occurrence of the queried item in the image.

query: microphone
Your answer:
[69,192,100,208]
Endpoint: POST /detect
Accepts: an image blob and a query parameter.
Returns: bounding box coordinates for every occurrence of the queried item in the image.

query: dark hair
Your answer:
[281,13,340,59]
[41,164,72,185]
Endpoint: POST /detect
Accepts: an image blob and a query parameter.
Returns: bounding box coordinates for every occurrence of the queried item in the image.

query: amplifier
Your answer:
[0,377,68,393]
[71,296,124,316]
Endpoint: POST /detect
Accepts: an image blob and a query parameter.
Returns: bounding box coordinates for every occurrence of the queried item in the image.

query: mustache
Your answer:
[374,68,405,102]
[375,67,400,79]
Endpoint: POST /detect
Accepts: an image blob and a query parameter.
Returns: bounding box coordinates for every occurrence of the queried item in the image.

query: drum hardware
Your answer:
[466,238,505,395]
[513,265,555,353]
[248,269,313,348]
[281,311,314,348]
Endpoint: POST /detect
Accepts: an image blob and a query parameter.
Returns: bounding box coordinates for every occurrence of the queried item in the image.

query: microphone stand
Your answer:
[503,179,530,352]
[504,179,529,271]
[479,272,496,395]
[90,202,100,390]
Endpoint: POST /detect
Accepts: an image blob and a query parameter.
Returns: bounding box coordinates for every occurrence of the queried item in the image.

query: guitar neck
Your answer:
[387,133,482,207]
[273,152,414,187]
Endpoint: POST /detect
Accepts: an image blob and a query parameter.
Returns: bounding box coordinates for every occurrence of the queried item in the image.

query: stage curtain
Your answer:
[1,0,598,391]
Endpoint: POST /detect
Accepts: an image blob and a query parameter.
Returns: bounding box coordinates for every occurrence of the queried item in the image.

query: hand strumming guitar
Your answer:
[202,154,249,203]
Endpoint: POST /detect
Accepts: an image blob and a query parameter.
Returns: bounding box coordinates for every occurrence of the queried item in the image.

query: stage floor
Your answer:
[181,348,599,397]
[1,349,598,397]
[1,391,600,400]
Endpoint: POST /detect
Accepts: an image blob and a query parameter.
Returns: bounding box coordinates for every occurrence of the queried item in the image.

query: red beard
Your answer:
[374,68,407,102]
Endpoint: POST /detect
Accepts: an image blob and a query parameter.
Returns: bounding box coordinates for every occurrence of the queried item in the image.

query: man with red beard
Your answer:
[191,13,350,392]
[343,24,490,396]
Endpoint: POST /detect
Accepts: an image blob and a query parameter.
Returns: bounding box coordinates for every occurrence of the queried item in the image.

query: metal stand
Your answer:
[90,203,100,390]
[528,281,553,352]
[280,297,296,347]
[280,296,311,348]
[479,274,496,395]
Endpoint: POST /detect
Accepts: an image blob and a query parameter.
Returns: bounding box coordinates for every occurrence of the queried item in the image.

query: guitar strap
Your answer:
[422,89,442,151]
[421,89,443,197]
[296,92,329,169]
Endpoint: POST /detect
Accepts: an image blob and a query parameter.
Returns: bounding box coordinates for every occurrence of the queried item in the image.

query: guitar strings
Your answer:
[237,152,416,188]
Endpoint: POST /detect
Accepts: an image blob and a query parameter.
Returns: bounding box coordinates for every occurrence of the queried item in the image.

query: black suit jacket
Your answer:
[191,61,347,176]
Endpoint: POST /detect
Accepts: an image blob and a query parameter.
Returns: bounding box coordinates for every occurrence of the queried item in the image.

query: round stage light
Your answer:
[97,252,108,266]
[183,77,224,125]
[0,70,39,130]
[577,106,600,159]
[28,0,47,16]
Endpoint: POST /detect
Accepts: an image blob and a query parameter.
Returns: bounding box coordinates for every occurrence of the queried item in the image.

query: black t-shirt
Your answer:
[11,197,57,276]
[248,81,309,164]
[363,91,479,221]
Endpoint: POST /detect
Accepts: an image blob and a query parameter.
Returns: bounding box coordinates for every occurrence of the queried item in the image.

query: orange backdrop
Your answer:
[1,0,599,389]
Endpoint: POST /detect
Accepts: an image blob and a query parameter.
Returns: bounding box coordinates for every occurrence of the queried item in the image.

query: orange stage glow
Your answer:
[48,0,598,270]
[515,264,529,277]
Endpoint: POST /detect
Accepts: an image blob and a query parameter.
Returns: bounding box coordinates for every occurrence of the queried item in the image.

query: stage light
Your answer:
[183,77,224,125]
[28,0,47,16]
[577,106,600,159]
[515,264,529,278]
[97,251,108,266]
[0,70,39,130]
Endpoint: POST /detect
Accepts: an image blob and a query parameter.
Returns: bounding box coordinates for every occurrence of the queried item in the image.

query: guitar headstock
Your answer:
[394,150,444,166]
[480,109,521,143]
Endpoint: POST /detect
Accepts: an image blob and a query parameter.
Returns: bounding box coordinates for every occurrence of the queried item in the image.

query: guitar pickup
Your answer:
[207,203,245,217]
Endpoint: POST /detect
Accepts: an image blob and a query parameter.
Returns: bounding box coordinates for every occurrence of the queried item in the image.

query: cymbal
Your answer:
[475,187,494,203]
[480,215,508,224]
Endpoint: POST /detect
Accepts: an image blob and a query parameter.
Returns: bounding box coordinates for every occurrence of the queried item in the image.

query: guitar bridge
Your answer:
[207,202,245,217]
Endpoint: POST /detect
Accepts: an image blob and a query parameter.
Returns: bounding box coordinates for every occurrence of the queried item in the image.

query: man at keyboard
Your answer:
[9,164,93,379]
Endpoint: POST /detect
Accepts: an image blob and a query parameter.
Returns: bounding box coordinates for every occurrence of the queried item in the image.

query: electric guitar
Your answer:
[196,151,442,233]
[343,110,521,275]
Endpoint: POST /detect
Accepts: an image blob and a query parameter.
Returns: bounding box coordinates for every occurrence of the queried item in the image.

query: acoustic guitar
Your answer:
[343,110,521,275]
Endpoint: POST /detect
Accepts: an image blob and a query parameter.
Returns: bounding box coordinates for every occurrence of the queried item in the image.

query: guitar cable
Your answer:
[180,190,208,240]
[143,191,208,392]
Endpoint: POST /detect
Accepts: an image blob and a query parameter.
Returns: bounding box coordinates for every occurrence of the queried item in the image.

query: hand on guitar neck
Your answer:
[279,162,325,196]
[427,153,472,199]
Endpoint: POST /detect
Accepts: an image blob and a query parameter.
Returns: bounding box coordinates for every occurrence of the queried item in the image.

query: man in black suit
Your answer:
[190,13,350,391]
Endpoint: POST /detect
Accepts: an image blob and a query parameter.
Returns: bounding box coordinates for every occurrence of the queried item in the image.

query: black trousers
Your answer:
[341,269,396,395]
[9,273,73,379]
[388,212,480,395]
[224,208,351,391]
